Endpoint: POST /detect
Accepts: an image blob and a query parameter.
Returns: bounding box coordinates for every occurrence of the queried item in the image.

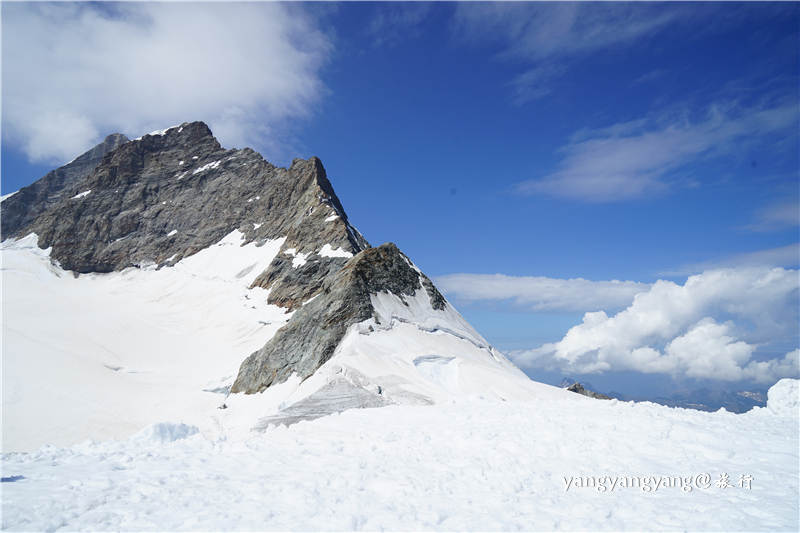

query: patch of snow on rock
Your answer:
[319,244,353,258]
[193,160,221,175]
[71,190,92,200]
[1,190,18,202]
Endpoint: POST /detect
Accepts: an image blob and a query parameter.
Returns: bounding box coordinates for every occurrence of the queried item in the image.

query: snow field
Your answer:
[2,386,797,531]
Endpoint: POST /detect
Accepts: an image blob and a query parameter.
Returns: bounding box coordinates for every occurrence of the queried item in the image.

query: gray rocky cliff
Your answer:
[2,122,368,310]
[231,242,446,394]
[2,133,129,237]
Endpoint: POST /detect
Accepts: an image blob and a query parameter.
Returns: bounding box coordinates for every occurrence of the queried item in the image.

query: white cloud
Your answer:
[435,273,648,313]
[747,199,800,232]
[452,3,685,104]
[511,267,800,384]
[452,3,681,63]
[516,102,799,202]
[2,3,331,164]
[508,64,566,105]
[366,3,432,48]
[665,243,800,276]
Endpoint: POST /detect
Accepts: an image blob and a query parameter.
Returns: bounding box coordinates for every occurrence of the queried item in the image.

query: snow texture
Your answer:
[1,384,797,531]
[1,231,290,451]
[1,233,797,531]
[192,160,221,175]
[319,243,353,258]
[1,190,19,202]
[71,189,92,199]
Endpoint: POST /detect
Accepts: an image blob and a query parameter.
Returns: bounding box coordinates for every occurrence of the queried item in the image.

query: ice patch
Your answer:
[319,244,353,259]
[325,213,339,222]
[71,190,92,200]
[193,160,221,175]
[253,223,263,230]
[167,230,178,237]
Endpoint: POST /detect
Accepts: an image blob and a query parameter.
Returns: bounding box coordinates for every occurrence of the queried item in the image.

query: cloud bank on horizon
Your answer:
[509,267,799,384]
[3,3,329,165]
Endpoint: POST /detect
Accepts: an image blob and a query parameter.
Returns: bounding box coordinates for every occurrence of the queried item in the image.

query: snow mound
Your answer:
[766,378,799,416]
[134,422,199,444]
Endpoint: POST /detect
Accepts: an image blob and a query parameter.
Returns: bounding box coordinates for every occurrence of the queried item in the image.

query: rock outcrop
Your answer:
[231,243,446,394]
[565,382,612,400]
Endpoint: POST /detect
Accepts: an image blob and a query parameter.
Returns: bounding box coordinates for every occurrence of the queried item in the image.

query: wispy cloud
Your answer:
[453,3,682,63]
[452,3,687,104]
[664,243,800,277]
[2,3,331,164]
[366,3,432,48]
[508,64,566,106]
[511,267,800,384]
[435,273,649,313]
[746,199,800,232]
[516,101,799,202]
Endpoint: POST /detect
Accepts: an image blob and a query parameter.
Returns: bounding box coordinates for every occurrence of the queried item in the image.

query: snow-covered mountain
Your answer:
[1,122,550,451]
[2,123,797,530]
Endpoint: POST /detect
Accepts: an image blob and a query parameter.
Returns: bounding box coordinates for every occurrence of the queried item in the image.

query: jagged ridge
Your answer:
[231,243,446,394]
[2,122,368,310]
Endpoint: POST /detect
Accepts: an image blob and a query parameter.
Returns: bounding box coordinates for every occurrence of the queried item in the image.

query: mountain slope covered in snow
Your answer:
[2,123,797,531]
[2,122,543,451]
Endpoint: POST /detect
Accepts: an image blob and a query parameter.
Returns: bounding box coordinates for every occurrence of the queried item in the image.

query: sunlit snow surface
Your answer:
[2,384,798,531]
[1,232,292,451]
[1,234,798,530]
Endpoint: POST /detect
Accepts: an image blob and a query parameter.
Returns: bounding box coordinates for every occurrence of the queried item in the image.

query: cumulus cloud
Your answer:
[511,267,800,384]
[516,102,799,202]
[2,3,330,164]
[435,273,648,313]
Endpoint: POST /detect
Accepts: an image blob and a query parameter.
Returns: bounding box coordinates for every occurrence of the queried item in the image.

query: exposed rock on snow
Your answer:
[565,381,612,400]
[231,243,447,394]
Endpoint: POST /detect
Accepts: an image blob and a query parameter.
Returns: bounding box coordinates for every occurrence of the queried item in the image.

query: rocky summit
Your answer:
[1,121,452,397]
[1,122,368,311]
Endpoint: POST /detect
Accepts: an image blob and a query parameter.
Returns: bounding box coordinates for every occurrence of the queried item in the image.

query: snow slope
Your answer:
[2,233,798,530]
[2,233,551,451]
[1,382,797,531]
[2,232,292,451]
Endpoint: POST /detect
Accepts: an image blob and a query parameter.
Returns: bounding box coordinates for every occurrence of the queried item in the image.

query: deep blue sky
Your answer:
[3,2,798,396]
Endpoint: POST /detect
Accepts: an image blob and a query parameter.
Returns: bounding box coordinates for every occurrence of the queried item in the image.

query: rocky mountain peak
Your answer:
[5,120,459,406]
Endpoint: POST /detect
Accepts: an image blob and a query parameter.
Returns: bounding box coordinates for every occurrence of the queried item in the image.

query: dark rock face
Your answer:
[231,243,446,394]
[2,121,368,309]
[1,133,129,237]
